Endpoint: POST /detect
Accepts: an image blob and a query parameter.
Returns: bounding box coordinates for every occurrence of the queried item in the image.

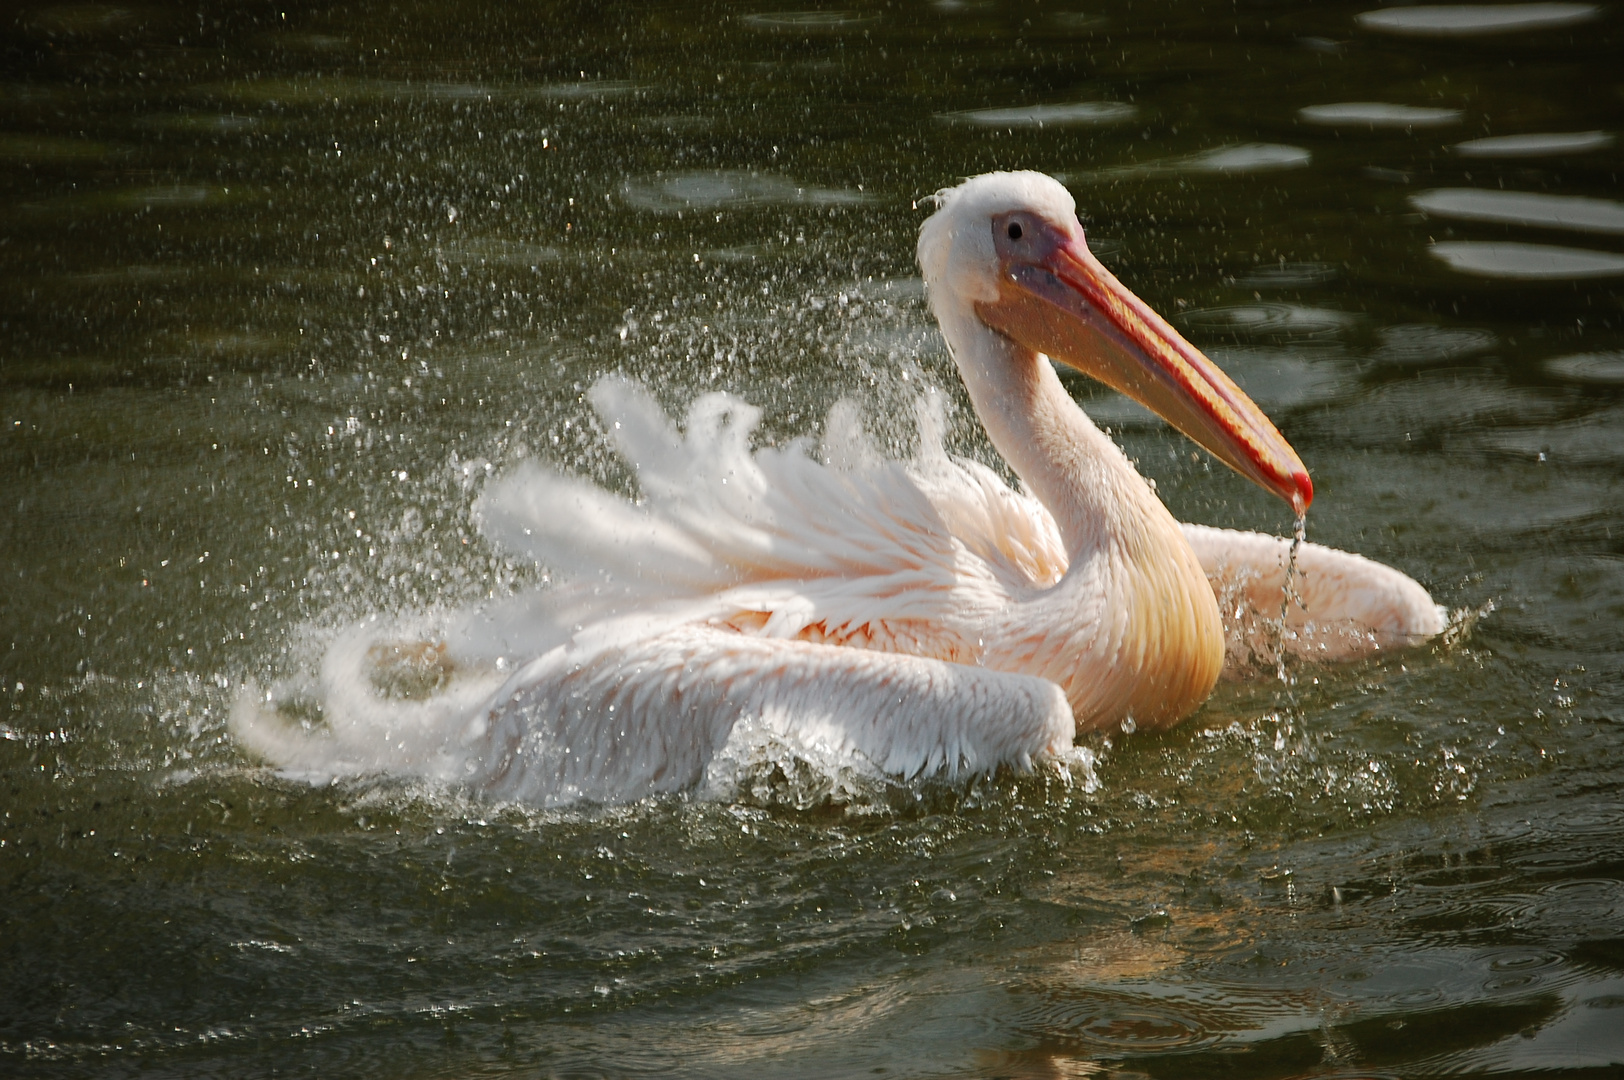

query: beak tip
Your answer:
[1290,471,1313,518]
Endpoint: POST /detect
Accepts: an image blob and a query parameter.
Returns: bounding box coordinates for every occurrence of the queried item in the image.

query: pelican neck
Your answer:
[941,313,1172,563]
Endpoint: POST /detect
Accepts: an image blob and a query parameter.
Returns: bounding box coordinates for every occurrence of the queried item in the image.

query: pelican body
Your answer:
[234,172,1444,805]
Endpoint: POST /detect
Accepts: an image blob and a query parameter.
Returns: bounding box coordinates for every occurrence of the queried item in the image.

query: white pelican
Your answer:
[234,171,1444,805]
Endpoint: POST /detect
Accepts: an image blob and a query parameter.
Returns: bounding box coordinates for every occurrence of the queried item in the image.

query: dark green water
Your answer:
[4,1,1624,1076]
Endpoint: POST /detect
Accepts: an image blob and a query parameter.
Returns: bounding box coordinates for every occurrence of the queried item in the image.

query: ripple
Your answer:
[620,170,869,212]
[1461,409,1624,470]
[142,112,261,135]
[1178,303,1360,337]
[200,77,479,105]
[121,185,227,208]
[1184,142,1311,172]
[1372,324,1498,366]
[1411,189,1624,236]
[263,32,349,52]
[1237,261,1339,287]
[1213,346,1358,409]
[186,330,291,356]
[739,11,880,31]
[1051,12,1109,30]
[0,133,116,162]
[1298,102,1464,128]
[1019,990,1210,1050]
[1545,351,1624,385]
[518,80,642,101]
[231,938,296,954]
[1083,343,1353,424]
[1453,130,1614,158]
[24,184,240,216]
[1069,1007,1205,1048]
[1489,949,1563,972]
[435,239,567,268]
[63,264,192,286]
[634,113,717,134]
[942,102,1137,127]
[199,77,639,107]
[1430,241,1624,279]
[26,4,139,35]
[1090,143,1311,179]
[1356,3,1600,37]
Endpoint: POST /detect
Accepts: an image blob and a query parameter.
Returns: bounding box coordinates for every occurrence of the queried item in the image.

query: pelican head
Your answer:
[919,171,1313,516]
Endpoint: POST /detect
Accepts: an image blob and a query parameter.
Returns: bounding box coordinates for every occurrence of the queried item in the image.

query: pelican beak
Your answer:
[976,222,1313,515]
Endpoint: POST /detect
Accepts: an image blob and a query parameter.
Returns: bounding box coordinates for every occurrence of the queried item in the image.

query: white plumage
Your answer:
[233,171,1444,805]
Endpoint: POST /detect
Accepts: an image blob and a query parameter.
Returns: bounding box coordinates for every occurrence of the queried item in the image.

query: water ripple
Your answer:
[1178,303,1360,338]
[620,171,870,212]
[1356,3,1600,37]
[1371,324,1498,366]
[1453,130,1614,158]
[1412,189,1624,236]
[1545,351,1624,385]
[942,102,1138,127]
[1299,102,1463,128]
[739,11,880,31]
[1430,241,1624,279]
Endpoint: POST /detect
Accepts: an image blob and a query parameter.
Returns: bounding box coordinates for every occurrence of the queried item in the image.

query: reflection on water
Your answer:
[1076,143,1311,180]
[435,238,569,269]
[2,0,1622,1075]
[1164,143,1310,173]
[1178,303,1359,339]
[0,132,118,161]
[139,111,262,134]
[1453,130,1615,158]
[1546,351,1624,384]
[23,4,143,35]
[1371,324,1499,367]
[738,11,882,32]
[1430,240,1624,278]
[1297,102,1464,128]
[1356,2,1601,37]
[621,170,870,212]
[1235,261,1339,288]
[198,76,642,107]
[1413,188,1624,236]
[943,102,1138,127]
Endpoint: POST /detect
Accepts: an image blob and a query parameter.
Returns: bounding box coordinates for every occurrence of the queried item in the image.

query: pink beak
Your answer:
[976,214,1313,516]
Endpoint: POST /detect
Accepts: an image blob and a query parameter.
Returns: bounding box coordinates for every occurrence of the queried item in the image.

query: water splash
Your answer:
[1273,514,1309,686]
[1266,515,1309,756]
[1441,599,1497,648]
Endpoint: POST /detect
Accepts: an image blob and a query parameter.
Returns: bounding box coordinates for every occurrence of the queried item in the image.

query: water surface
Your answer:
[3,1,1623,1076]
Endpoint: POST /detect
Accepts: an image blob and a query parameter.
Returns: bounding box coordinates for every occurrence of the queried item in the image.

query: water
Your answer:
[3,0,1622,1075]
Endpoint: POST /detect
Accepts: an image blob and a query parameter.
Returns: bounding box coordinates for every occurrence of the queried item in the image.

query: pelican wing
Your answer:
[469,625,1075,806]
[1182,523,1445,665]
[475,379,1069,652]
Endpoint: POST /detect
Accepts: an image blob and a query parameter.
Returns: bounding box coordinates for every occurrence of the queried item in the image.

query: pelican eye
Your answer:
[1007,222,1023,241]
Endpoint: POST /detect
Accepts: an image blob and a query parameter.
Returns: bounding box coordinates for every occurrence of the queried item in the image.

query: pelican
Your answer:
[233,172,1444,805]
